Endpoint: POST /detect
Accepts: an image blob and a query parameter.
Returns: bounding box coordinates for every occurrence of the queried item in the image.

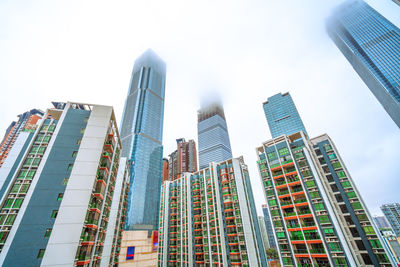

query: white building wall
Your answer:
[41,105,112,266]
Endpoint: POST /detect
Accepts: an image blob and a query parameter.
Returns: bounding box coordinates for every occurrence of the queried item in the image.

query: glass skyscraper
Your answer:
[120,49,166,230]
[382,203,400,237]
[263,92,307,138]
[197,102,232,169]
[327,0,400,127]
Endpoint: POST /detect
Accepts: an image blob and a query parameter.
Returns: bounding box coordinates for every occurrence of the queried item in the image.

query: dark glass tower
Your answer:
[327,0,400,127]
[263,92,307,138]
[197,102,233,169]
[120,49,166,230]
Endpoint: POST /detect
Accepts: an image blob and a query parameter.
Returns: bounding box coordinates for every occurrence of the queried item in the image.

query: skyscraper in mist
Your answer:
[327,0,400,127]
[120,49,166,230]
[197,102,232,169]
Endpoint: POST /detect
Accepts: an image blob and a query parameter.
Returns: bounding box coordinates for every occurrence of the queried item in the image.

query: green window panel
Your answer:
[44,228,52,238]
[267,152,277,161]
[363,226,376,235]
[351,202,363,210]
[0,215,6,224]
[295,152,304,159]
[334,258,347,265]
[43,136,51,143]
[329,242,342,252]
[10,184,20,193]
[319,215,330,224]
[377,253,389,263]
[277,232,285,239]
[27,170,36,179]
[302,170,312,177]
[341,181,352,188]
[305,180,316,188]
[67,164,73,171]
[20,184,29,193]
[337,171,346,178]
[3,198,14,209]
[51,210,58,218]
[328,153,337,160]
[36,135,44,142]
[17,170,27,178]
[62,178,69,186]
[31,146,39,153]
[38,146,46,154]
[269,200,277,206]
[346,191,357,199]
[12,198,23,209]
[324,228,334,236]
[324,144,332,151]
[37,249,45,259]
[332,162,342,169]
[369,239,382,249]
[282,257,293,265]
[32,158,41,167]
[57,193,63,201]
[48,125,55,132]
[271,210,279,216]
[5,214,16,225]
[24,158,33,166]
[309,191,320,199]
[314,203,325,211]
[278,147,289,156]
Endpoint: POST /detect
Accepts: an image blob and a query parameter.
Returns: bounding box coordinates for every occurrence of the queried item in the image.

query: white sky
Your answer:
[0,0,399,216]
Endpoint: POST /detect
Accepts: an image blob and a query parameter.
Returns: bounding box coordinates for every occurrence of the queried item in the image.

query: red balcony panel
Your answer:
[306,240,323,244]
[294,202,308,207]
[273,174,284,180]
[288,181,301,187]
[284,215,297,220]
[298,214,313,219]
[276,184,288,189]
[271,165,282,172]
[285,171,297,176]
[279,193,291,199]
[281,204,294,209]
[76,260,91,266]
[294,254,310,258]
[291,191,305,197]
[311,254,328,258]
[282,161,295,168]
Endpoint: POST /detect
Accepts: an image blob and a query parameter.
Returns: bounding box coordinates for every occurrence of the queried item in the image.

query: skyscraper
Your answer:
[327,0,400,127]
[382,203,400,237]
[167,138,197,180]
[120,49,166,230]
[197,102,232,169]
[262,204,276,248]
[263,92,307,138]
[374,215,391,230]
[257,93,394,266]
[0,102,129,266]
[0,109,44,167]
[158,157,267,266]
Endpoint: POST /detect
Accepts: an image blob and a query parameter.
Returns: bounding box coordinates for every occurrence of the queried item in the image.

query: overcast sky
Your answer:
[0,0,399,216]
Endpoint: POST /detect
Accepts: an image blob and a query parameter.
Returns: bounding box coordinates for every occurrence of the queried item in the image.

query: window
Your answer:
[5,215,16,225]
[51,210,58,218]
[126,246,135,260]
[267,152,277,161]
[72,151,78,157]
[346,191,357,199]
[329,242,341,252]
[76,139,81,145]
[12,198,23,209]
[44,228,52,238]
[363,226,375,235]
[328,153,337,160]
[67,164,73,171]
[37,249,45,259]
[80,128,85,134]
[324,228,334,236]
[268,199,277,206]
[336,171,346,178]
[306,180,315,188]
[277,232,285,239]
[48,125,55,132]
[341,181,352,188]
[3,198,14,209]
[57,193,63,201]
[332,162,342,169]
[62,178,69,186]
[0,215,6,225]
[17,170,27,178]
[10,184,20,193]
[38,146,46,154]
[314,203,325,211]
[278,147,289,156]
[43,136,51,143]
[370,239,382,249]
[26,170,36,179]
[84,117,89,123]
[319,215,330,224]
[20,184,29,193]
[310,191,320,199]
[32,158,41,167]
[31,146,39,153]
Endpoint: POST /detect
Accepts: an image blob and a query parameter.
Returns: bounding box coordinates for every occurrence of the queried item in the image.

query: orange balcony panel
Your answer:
[222,186,230,191]
[287,228,302,232]
[194,229,202,232]
[225,216,235,220]
[229,243,239,246]
[195,244,204,247]
[196,262,205,264]
[193,189,200,193]
[221,180,229,185]
[195,252,204,255]
[97,179,107,187]
[227,233,238,237]
[294,254,310,258]
[92,193,104,200]
[224,200,233,204]
[224,208,234,212]
[298,214,313,219]
[311,254,328,258]
[230,252,241,255]
[231,263,242,266]
[193,208,201,211]
[281,204,294,209]
[271,165,282,172]
[288,181,301,187]
[302,226,317,231]
[193,201,201,205]
[282,162,295,168]
[285,171,297,176]
[194,236,202,239]
[273,174,284,180]
[227,225,236,228]
[76,260,91,265]
[99,167,109,174]
[291,240,305,244]
[291,191,305,197]
[306,240,323,244]
[194,221,202,225]
[295,202,308,207]
[284,215,297,220]
[276,183,288,189]
[279,193,291,199]
[81,241,95,246]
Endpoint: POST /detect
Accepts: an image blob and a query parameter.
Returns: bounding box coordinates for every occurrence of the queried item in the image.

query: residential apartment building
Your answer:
[158,157,266,266]
[327,0,400,127]
[382,203,400,237]
[0,102,129,266]
[0,109,43,167]
[197,102,233,169]
[167,138,197,181]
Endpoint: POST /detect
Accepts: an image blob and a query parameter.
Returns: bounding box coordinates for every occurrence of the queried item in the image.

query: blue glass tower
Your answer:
[327,0,400,127]
[120,49,166,230]
[262,204,276,249]
[197,102,232,169]
[263,92,307,138]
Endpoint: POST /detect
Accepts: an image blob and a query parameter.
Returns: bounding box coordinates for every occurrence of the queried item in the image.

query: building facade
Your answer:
[197,102,233,169]
[327,0,400,127]
[263,93,307,138]
[158,157,266,266]
[374,215,391,230]
[120,49,166,230]
[258,216,270,250]
[381,203,400,237]
[257,131,394,266]
[167,138,197,181]
[162,158,169,183]
[262,204,277,249]
[0,102,129,266]
[0,109,44,167]
[380,229,400,265]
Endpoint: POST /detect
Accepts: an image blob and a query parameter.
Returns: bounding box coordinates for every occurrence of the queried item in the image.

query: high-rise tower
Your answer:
[381,203,400,237]
[120,49,166,230]
[327,0,400,127]
[257,93,394,266]
[197,102,232,169]
[167,138,197,181]
[263,92,307,138]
